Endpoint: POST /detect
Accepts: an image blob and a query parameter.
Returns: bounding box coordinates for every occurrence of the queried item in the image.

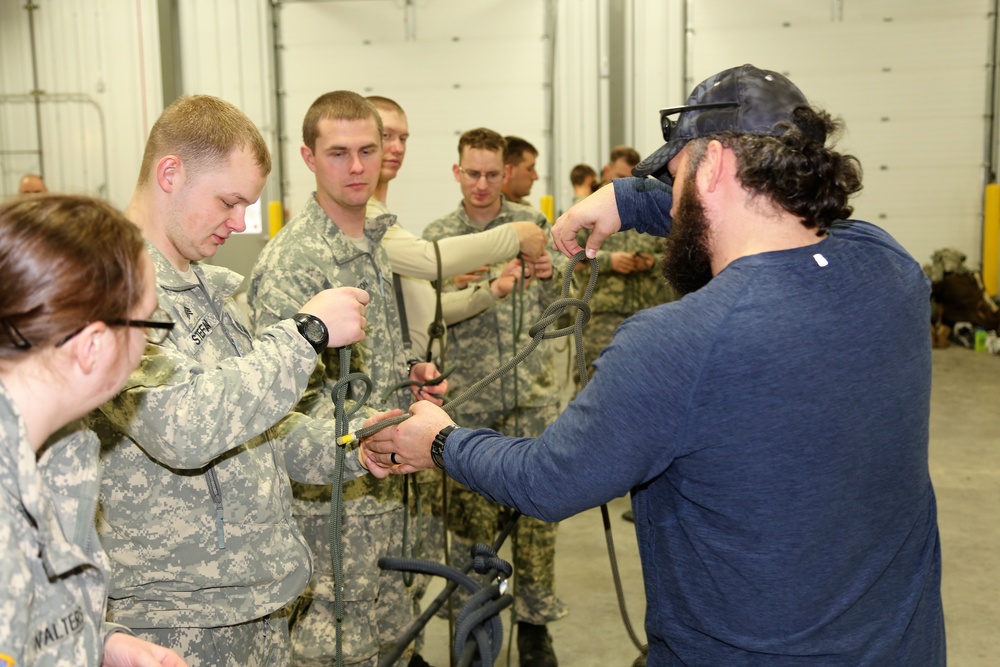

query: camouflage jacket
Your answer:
[0,384,113,666]
[247,194,411,517]
[93,244,365,629]
[367,198,498,360]
[576,227,675,315]
[423,198,566,419]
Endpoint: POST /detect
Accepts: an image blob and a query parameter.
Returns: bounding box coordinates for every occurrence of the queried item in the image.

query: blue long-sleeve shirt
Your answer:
[444,177,944,665]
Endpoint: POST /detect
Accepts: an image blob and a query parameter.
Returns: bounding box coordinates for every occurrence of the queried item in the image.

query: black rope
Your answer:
[331,251,648,662]
[329,347,372,665]
[377,516,520,667]
[427,240,448,365]
[340,251,598,444]
[377,365,455,405]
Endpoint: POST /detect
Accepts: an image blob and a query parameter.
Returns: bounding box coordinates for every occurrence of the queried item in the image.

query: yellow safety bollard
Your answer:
[984,184,999,296]
[268,200,284,239]
[539,194,554,224]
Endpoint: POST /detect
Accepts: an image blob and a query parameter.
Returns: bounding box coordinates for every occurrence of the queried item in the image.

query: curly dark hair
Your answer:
[698,107,863,234]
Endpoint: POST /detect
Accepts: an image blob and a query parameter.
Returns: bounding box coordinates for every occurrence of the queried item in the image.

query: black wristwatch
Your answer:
[431,424,458,469]
[292,313,328,354]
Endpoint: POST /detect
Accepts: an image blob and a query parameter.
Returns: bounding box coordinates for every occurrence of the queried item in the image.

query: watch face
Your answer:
[302,319,324,343]
[294,313,328,352]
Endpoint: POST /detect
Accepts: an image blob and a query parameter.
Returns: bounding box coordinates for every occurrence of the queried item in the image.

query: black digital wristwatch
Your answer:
[292,313,328,354]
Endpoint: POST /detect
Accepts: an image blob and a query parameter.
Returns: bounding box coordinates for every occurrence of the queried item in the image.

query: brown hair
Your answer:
[137,95,271,188]
[610,145,641,168]
[303,91,384,151]
[0,195,147,359]
[366,95,405,116]
[570,163,597,186]
[504,136,538,165]
[457,128,506,159]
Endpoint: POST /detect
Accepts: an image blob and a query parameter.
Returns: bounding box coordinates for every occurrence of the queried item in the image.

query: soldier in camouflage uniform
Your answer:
[422,128,568,667]
[576,146,676,385]
[569,164,597,206]
[366,96,542,666]
[574,229,675,380]
[0,195,185,666]
[246,91,447,667]
[366,96,545,361]
[501,136,539,205]
[91,96,370,667]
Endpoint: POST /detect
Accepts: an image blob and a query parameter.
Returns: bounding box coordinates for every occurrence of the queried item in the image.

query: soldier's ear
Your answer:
[157,155,183,194]
[301,145,318,174]
[64,322,112,375]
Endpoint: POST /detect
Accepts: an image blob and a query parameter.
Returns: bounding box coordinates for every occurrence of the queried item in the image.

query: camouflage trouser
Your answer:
[132,614,288,667]
[290,509,413,666]
[448,405,569,625]
[404,469,447,654]
[577,311,627,387]
[410,469,448,594]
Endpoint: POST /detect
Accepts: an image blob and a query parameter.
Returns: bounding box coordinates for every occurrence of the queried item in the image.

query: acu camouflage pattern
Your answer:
[575,228,676,380]
[247,194,414,516]
[0,384,113,666]
[423,199,568,626]
[132,616,288,667]
[248,195,413,515]
[94,244,365,636]
[246,195,416,666]
[445,406,568,625]
[288,512,410,666]
[576,227,674,315]
[422,197,567,416]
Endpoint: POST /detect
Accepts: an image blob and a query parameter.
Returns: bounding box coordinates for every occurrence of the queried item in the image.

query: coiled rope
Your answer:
[331,251,647,664]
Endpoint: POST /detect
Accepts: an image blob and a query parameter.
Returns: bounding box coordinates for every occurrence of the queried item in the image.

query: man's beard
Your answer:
[661,173,714,296]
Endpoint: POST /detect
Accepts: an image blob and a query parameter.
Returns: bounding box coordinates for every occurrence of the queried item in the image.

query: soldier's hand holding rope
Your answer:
[408,362,448,404]
[359,403,453,476]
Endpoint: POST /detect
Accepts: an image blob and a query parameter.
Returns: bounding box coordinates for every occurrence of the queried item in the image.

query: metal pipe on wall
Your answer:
[25,0,45,179]
[597,0,611,171]
[986,0,999,183]
[983,0,1000,293]
[544,0,558,215]
[269,0,288,207]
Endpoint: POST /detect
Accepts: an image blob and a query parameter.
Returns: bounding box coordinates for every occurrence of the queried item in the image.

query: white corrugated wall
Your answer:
[0,0,994,270]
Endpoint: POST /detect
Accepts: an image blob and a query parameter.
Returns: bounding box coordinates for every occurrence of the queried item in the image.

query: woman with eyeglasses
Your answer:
[0,195,186,667]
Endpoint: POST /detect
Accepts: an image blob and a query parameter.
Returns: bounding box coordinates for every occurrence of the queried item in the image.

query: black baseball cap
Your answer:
[633,64,813,184]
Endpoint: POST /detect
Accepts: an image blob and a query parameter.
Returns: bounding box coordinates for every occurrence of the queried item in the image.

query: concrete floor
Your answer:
[416,347,1000,666]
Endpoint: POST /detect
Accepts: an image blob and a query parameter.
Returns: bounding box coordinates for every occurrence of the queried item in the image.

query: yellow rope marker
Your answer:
[337,433,356,446]
[984,183,999,296]
[539,194,554,224]
[268,200,284,239]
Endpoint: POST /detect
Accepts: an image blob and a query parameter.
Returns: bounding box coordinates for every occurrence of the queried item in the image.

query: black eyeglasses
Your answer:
[659,101,740,142]
[47,307,175,348]
[107,307,176,345]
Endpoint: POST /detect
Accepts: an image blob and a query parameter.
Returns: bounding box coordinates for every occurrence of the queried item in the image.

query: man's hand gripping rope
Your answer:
[336,251,599,475]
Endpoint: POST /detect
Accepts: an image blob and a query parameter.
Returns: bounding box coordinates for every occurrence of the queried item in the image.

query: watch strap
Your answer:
[292,313,329,354]
[431,423,457,469]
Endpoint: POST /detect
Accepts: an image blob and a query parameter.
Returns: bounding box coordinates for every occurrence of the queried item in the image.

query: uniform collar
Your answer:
[303,193,397,261]
[453,195,518,231]
[146,243,244,301]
